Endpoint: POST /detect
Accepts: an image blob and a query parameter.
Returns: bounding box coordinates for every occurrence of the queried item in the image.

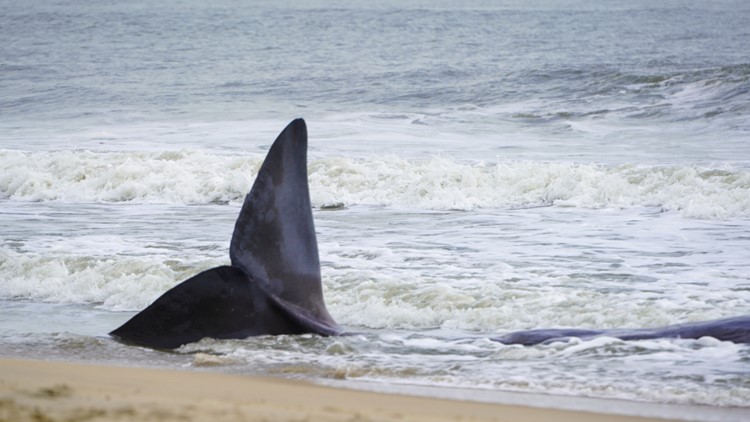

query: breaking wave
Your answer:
[1,149,749,218]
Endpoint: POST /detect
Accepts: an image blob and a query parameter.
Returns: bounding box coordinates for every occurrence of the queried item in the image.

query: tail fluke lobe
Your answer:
[110,266,308,349]
[230,118,339,333]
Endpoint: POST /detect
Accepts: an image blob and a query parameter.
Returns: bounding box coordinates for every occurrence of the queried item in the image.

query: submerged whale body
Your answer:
[110,119,341,349]
[492,315,750,346]
[112,118,750,349]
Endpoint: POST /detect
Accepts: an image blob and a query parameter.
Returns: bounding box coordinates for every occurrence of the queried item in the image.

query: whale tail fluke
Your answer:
[110,119,340,349]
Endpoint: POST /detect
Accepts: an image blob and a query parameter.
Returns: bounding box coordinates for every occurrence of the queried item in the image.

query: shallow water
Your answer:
[1,0,749,410]
[2,201,749,407]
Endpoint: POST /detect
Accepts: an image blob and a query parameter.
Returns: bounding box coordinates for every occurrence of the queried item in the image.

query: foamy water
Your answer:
[3,149,749,218]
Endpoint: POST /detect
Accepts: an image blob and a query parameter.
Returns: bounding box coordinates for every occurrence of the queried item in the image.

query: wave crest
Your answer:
[2,150,748,218]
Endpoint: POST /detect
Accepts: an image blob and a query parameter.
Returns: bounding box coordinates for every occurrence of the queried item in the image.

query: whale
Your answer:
[491,315,750,346]
[112,118,750,349]
[110,118,341,349]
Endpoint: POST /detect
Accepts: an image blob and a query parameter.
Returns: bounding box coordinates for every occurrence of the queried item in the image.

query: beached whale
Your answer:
[112,118,750,349]
[492,315,750,346]
[110,119,341,349]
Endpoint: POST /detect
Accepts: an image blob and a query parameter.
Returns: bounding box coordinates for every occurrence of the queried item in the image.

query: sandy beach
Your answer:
[0,358,689,422]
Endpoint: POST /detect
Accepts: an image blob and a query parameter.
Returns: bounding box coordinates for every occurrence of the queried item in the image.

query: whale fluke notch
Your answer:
[110,118,341,349]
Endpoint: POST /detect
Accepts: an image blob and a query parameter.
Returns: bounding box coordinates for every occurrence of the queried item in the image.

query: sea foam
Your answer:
[2,150,748,218]
[0,247,222,311]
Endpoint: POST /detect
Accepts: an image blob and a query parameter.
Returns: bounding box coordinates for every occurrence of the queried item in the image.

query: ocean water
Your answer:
[2,0,750,414]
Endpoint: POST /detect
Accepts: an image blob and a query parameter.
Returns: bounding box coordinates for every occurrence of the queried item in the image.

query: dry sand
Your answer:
[0,358,681,422]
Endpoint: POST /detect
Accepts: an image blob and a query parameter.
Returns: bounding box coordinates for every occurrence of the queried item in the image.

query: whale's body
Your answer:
[493,315,750,346]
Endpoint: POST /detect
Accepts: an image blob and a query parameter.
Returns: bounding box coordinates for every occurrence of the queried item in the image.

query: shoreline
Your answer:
[321,379,749,422]
[0,357,732,422]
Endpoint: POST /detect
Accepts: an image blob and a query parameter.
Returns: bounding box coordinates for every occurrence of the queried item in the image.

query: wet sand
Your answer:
[0,358,681,422]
